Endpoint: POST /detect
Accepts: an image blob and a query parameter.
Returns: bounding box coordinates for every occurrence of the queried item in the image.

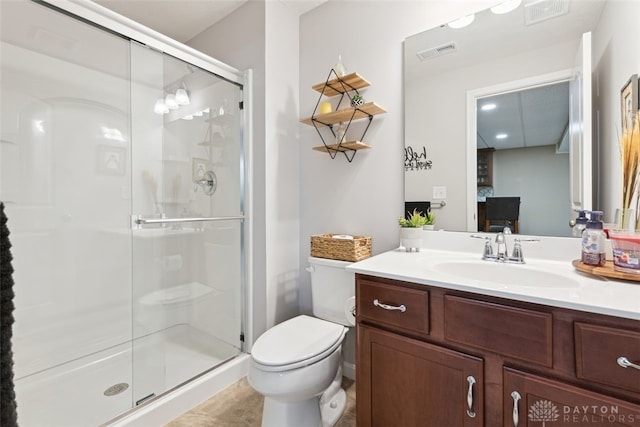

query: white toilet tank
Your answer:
[308,256,355,326]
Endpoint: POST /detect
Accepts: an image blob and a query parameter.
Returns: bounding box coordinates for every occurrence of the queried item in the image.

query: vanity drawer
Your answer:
[444,295,553,367]
[357,279,429,337]
[575,322,640,393]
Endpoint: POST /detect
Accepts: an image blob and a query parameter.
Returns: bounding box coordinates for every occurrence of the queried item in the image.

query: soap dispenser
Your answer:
[581,210,606,266]
[572,210,588,237]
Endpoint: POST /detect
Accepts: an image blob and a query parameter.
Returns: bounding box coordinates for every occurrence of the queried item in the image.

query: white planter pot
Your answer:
[400,227,423,252]
[423,224,435,230]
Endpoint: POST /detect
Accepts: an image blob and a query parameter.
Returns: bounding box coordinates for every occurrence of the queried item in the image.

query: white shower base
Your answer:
[108,354,250,427]
[15,324,240,427]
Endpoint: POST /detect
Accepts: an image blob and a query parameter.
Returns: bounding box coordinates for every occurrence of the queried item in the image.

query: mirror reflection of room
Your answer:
[403,0,617,237]
[476,82,570,235]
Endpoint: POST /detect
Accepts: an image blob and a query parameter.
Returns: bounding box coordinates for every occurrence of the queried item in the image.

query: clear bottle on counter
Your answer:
[581,210,606,266]
[572,210,588,237]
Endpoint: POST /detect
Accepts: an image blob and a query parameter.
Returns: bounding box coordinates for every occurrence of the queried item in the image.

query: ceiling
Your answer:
[477,81,570,152]
[93,0,327,43]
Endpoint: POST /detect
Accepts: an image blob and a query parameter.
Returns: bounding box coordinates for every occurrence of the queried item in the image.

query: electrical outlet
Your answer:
[433,186,447,199]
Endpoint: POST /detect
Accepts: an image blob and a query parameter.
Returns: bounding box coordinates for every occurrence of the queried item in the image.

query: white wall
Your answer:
[494,146,570,237]
[592,0,640,223]
[188,0,302,338]
[264,1,301,325]
[298,0,498,314]
[299,0,496,368]
[187,1,269,340]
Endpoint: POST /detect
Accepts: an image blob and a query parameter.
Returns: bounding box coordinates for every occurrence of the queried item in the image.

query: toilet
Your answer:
[248,256,356,427]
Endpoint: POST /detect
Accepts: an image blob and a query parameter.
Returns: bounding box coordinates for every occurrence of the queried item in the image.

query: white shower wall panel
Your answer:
[11,102,133,378]
[3,35,134,379]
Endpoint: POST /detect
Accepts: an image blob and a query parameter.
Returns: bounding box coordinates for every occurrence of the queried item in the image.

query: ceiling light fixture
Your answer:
[154,97,169,115]
[496,133,508,139]
[491,0,522,15]
[175,85,190,106]
[165,93,179,110]
[447,14,475,29]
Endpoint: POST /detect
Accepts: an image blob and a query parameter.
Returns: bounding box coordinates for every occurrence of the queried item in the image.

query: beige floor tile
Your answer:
[166,377,355,427]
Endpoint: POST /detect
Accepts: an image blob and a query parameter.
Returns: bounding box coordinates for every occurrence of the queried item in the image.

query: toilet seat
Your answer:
[251,315,347,372]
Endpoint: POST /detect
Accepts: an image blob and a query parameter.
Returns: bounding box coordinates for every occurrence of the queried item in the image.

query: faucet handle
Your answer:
[483,240,494,258]
[510,237,539,263]
[511,241,523,262]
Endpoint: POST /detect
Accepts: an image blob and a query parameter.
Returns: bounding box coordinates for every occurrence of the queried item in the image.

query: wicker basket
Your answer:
[310,234,372,262]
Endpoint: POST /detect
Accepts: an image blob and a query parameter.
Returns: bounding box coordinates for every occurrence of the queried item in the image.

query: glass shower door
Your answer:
[130,43,244,404]
[2,2,134,425]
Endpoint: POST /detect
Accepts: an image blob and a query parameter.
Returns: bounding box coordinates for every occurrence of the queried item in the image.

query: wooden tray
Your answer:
[572,259,640,282]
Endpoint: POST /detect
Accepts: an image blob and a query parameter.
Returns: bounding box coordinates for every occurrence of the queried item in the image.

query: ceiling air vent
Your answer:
[416,42,457,61]
[525,0,570,25]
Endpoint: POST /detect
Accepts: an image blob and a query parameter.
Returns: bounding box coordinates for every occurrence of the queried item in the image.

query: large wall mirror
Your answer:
[404,0,607,237]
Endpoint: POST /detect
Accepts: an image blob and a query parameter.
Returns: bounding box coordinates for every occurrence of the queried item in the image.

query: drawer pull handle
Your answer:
[373,299,406,312]
[617,356,640,370]
[511,391,521,427]
[466,375,476,418]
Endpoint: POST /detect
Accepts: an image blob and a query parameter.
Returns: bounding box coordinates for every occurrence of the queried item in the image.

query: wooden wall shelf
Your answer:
[302,69,385,162]
[312,141,371,153]
[300,102,386,126]
[311,72,371,96]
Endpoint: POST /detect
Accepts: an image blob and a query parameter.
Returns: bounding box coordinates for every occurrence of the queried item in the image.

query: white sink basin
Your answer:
[427,259,581,288]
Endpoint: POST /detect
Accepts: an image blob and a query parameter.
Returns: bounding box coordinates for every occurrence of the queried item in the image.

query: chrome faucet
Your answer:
[472,227,538,264]
[494,231,508,259]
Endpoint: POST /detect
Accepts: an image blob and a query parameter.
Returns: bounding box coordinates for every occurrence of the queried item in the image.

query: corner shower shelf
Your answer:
[300,70,386,162]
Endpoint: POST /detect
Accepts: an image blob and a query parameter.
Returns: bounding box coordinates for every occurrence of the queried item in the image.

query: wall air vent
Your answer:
[416,42,457,61]
[525,0,570,25]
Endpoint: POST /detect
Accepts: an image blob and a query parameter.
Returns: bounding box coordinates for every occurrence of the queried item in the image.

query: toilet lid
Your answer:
[252,315,347,368]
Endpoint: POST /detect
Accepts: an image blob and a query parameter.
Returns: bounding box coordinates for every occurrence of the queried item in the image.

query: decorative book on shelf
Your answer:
[300,69,386,162]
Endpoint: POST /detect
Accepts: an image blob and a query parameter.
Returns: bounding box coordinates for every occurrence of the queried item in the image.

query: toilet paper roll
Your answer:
[344,296,356,326]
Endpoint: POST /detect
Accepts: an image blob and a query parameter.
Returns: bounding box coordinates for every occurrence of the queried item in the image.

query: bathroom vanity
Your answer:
[348,232,640,426]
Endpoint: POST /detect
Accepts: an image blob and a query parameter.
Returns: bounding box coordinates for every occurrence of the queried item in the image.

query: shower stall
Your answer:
[1,1,250,426]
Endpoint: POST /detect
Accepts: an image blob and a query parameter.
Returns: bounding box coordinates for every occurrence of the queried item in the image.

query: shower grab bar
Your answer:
[134,215,245,225]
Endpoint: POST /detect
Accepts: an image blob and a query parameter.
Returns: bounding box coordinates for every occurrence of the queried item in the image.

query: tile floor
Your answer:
[165,377,356,427]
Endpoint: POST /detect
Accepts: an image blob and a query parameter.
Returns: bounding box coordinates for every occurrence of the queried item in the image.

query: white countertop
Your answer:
[346,231,640,320]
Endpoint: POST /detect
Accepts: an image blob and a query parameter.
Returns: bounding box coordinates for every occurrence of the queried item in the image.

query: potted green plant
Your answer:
[424,211,436,230]
[398,209,429,251]
[351,94,364,107]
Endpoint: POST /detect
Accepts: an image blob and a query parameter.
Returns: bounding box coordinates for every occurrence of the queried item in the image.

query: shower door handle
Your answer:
[133,214,245,226]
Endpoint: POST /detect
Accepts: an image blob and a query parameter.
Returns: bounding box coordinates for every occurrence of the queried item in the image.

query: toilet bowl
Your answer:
[248,257,355,427]
[248,315,347,427]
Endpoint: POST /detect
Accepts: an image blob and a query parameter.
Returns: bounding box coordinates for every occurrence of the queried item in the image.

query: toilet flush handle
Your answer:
[305,266,315,273]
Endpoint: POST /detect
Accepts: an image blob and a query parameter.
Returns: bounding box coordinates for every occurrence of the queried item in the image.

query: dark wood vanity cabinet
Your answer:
[356,274,640,427]
[358,326,483,426]
[504,368,640,427]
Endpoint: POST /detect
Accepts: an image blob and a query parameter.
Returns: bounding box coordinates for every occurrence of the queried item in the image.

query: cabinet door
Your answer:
[504,367,640,427]
[477,148,494,187]
[357,325,483,427]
